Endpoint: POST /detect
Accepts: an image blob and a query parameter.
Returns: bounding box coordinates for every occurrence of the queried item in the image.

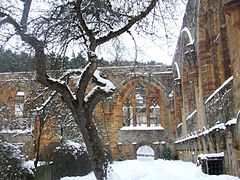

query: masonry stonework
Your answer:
[172,0,240,176]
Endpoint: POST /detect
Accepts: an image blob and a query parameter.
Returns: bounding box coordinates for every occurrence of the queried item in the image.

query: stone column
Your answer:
[146,91,151,127]
[132,85,137,127]
[132,142,137,159]
[192,73,204,131]
[153,142,160,160]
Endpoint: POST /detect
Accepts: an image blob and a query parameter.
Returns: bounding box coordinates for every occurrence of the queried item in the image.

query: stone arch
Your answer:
[114,75,170,129]
[132,141,161,160]
[180,25,198,136]
[173,61,181,80]
[172,62,183,138]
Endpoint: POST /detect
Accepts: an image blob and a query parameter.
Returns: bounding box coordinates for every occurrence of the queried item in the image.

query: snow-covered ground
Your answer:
[61,158,239,180]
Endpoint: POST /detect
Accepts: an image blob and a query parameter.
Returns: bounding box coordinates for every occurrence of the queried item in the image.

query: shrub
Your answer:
[0,140,34,180]
[47,140,92,179]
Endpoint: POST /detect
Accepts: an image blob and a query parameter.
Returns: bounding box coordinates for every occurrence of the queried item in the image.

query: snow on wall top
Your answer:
[16,91,25,96]
[198,152,224,160]
[175,117,237,144]
[205,76,233,104]
[120,124,164,131]
[225,118,237,126]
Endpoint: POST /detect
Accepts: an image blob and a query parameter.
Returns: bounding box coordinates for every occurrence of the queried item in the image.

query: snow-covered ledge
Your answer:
[175,117,238,144]
[205,76,233,104]
[198,152,224,160]
[120,124,164,131]
[225,118,237,126]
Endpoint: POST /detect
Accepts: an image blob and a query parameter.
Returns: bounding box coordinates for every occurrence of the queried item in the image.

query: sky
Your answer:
[96,2,187,65]
[61,158,239,180]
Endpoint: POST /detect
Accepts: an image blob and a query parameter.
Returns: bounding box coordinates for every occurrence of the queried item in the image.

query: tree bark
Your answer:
[73,108,108,180]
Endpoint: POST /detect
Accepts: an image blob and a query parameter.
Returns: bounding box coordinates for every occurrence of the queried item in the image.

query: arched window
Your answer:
[122,81,162,127]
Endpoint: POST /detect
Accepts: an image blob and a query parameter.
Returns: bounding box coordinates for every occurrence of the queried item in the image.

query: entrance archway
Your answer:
[137,145,154,160]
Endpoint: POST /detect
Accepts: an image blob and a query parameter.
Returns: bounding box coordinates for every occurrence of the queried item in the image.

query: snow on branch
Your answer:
[36,91,57,112]
[93,70,116,93]
[84,70,116,104]
[62,69,82,78]
[225,118,237,126]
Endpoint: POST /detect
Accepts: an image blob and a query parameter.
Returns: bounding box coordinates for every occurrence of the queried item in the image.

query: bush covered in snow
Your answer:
[0,140,34,180]
[47,140,91,179]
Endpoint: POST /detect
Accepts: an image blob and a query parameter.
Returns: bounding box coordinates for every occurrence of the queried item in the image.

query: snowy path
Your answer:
[61,158,239,180]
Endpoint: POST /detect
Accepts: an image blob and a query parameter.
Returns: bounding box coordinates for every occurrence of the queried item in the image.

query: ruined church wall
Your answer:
[172,0,240,176]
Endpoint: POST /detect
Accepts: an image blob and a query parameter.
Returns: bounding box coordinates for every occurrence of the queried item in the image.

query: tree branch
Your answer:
[84,87,113,113]
[0,12,76,110]
[96,0,158,47]
[20,0,32,31]
[84,69,116,112]
[76,55,97,106]
[75,0,96,50]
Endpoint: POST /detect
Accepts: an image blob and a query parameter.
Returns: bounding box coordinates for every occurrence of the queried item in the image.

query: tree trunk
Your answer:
[74,110,108,180]
[34,118,44,169]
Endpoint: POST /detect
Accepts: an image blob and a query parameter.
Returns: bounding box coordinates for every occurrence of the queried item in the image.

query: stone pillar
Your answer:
[132,86,137,127]
[193,139,198,163]
[192,74,204,131]
[159,143,165,159]
[146,93,150,127]
[132,143,137,159]
[200,136,207,153]
[226,131,239,176]
[181,67,189,136]
[153,142,160,160]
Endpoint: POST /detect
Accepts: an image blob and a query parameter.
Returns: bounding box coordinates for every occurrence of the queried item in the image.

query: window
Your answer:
[15,91,25,117]
[122,82,161,127]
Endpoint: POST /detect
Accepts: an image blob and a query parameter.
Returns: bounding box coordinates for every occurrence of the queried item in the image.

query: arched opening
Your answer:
[137,145,154,160]
[120,77,166,128]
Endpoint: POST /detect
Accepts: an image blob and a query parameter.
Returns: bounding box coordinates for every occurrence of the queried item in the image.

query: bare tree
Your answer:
[0,0,184,179]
